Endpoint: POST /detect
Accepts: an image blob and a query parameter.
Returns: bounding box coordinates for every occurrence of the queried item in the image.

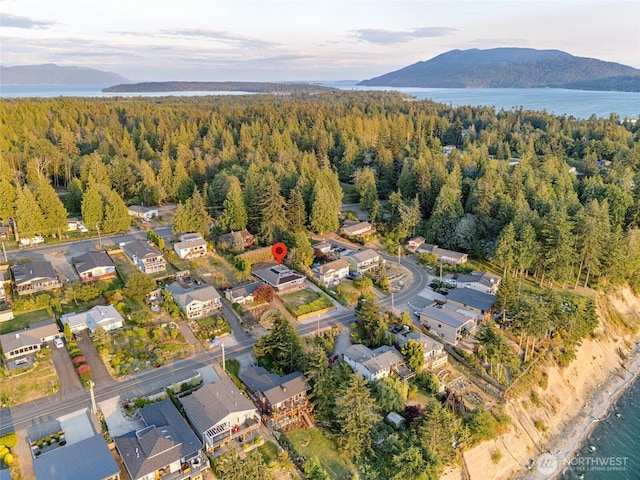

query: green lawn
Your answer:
[286,428,355,479]
[0,309,52,334]
[341,182,359,204]
[110,252,138,280]
[257,441,280,464]
[280,288,322,309]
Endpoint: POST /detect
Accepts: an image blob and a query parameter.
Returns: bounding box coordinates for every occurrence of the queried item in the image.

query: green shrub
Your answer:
[3,453,13,466]
[0,432,17,448]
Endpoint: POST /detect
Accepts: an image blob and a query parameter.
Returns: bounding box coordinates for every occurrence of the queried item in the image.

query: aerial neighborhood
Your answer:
[0,90,635,480]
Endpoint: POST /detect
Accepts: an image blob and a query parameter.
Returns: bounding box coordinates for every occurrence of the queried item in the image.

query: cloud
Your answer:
[353,26,457,45]
[160,28,275,49]
[1,13,55,29]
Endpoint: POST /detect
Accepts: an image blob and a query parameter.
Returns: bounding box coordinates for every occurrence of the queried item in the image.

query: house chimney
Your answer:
[281,385,287,392]
[15,333,19,339]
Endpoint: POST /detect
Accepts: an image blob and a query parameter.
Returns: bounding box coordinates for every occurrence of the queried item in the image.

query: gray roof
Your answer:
[421,304,475,328]
[72,251,115,275]
[115,399,202,480]
[11,261,57,286]
[60,305,124,332]
[395,331,443,353]
[33,434,119,480]
[0,319,58,354]
[228,282,260,299]
[446,287,496,311]
[240,367,310,405]
[166,282,220,305]
[456,271,501,288]
[123,240,162,260]
[343,344,404,375]
[252,265,305,287]
[181,374,256,433]
[341,221,374,235]
[317,258,349,275]
[348,249,380,264]
[0,467,10,480]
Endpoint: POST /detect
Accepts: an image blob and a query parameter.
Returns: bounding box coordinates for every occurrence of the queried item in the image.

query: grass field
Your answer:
[0,350,59,406]
[286,428,355,479]
[0,309,52,335]
[280,289,322,309]
[110,252,138,280]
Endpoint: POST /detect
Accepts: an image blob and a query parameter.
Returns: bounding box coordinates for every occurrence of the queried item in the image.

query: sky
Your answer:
[1,0,639,82]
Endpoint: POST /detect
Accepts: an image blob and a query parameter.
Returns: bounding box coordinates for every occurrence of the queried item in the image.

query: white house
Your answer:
[60,305,124,333]
[165,282,221,319]
[342,344,405,381]
[0,319,60,361]
[127,205,159,221]
[417,244,468,265]
[420,303,476,345]
[455,271,501,295]
[315,258,350,285]
[346,249,382,274]
[340,221,376,238]
[173,233,208,260]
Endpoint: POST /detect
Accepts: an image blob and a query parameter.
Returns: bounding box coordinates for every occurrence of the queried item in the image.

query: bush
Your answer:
[72,356,87,365]
[3,453,12,466]
[0,433,17,449]
[76,364,91,374]
[491,449,502,464]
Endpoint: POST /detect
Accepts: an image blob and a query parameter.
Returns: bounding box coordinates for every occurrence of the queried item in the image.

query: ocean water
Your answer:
[559,378,640,479]
[1,83,639,120]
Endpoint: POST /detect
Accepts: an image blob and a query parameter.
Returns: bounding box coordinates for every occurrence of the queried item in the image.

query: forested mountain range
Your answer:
[103,81,335,94]
[358,48,640,91]
[0,64,128,85]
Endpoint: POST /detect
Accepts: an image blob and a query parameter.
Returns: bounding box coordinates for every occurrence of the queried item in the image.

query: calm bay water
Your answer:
[1,82,639,120]
[2,82,639,472]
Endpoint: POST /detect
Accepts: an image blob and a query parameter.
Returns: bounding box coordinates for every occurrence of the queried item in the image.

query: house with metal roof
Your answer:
[345,249,382,274]
[446,287,496,320]
[114,399,207,480]
[252,265,306,294]
[10,261,62,296]
[165,282,221,319]
[33,433,120,480]
[420,303,477,345]
[60,305,124,334]
[73,251,117,282]
[0,319,60,361]
[180,370,260,454]
[455,271,501,295]
[240,366,312,429]
[122,241,166,274]
[342,344,405,381]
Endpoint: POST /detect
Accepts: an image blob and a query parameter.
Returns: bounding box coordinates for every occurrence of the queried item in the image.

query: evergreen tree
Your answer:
[573,199,609,287]
[101,188,130,233]
[539,206,574,287]
[172,189,211,238]
[286,186,307,232]
[64,178,83,215]
[252,313,304,374]
[257,175,287,244]
[374,376,408,412]
[289,231,314,268]
[303,456,331,480]
[493,223,517,277]
[218,177,247,232]
[15,185,46,238]
[81,183,104,232]
[355,167,378,213]
[401,339,425,372]
[309,180,339,234]
[355,295,387,347]
[34,181,68,238]
[417,398,462,467]
[335,373,375,459]
[390,446,434,480]
[0,177,16,224]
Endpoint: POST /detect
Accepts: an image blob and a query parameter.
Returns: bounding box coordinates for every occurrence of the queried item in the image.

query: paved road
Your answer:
[0,241,429,436]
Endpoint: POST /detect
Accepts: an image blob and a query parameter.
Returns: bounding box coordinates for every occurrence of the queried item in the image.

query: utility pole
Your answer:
[317,314,320,336]
[96,224,102,249]
[398,246,401,265]
[440,260,443,281]
[87,380,97,414]
[1,242,6,263]
[221,342,225,371]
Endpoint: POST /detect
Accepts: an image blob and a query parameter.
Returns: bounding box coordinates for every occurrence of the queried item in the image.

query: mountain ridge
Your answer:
[1,64,128,85]
[358,48,640,91]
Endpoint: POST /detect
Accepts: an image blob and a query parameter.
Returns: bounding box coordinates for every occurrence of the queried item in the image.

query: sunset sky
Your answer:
[1,0,639,82]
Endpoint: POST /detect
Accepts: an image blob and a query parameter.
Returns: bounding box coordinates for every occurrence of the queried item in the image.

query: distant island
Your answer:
[358,48,640,92]
[0,64,128,85]
[103,81,336,94]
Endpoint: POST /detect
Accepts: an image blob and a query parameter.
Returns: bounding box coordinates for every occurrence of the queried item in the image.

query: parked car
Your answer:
[54,338,64,349]
[429,282,440,290]
[445,279,457,287]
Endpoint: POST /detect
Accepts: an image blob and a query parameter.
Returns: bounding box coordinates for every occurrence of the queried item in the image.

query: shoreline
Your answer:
[523,341,640,479]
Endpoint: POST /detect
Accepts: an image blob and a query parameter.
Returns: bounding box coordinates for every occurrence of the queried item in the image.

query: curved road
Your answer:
[0,244,428,436]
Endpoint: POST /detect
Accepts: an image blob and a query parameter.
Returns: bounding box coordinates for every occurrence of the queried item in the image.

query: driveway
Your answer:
[75,334,115,388]
[50,341,85,400]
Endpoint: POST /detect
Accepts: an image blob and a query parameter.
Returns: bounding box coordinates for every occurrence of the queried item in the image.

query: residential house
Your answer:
[315,258,349,285]
[0,268,8,302]
[240,366,312,429]
[0,310,14,323]
[114,399,207,480]
[180,370,261,453]
[252,265,306,294]
[455,271,501,295]
[165,282,221,319]
[174,233,208,260]
[442,145,456,156]
[340,221,376,238]
[217,229,256,250]
[123,241,166,274]
[73,251,117,282]
[225,282,261,305]
[0,319,60,361]
[342,344,405,381]
[406,236,425,252]
[127,205,158,221]
[11,261,62,296]
[420,303,477,345]
[0,226,9,240]
[395,330,448,370]
[67,217,82,231]
[446,288,496,320]
[312,242,333,257]
[60,305,124,334]
[33,433,120,480]
[346,249,382,274]
[416,244,468,265]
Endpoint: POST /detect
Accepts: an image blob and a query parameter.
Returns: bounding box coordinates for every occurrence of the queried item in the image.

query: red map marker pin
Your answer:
[271,242,287,265]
